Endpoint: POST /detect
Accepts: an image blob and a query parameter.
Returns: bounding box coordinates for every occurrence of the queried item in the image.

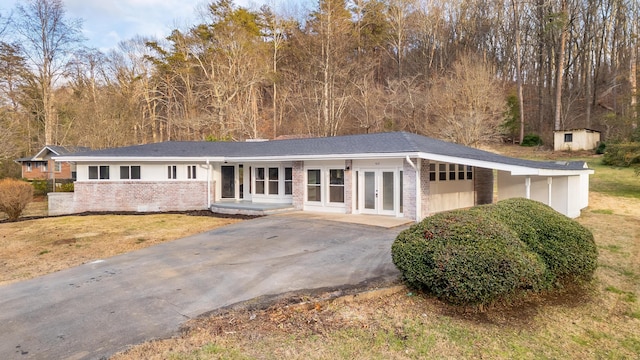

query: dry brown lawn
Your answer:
[0,212,240,286]
[109,191,640,360]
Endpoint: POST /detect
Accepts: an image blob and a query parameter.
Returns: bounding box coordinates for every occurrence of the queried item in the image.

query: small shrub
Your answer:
[392,210,547,306]
[0,178,34,221]
[595,142,606,155]
[31,179,49,195]
[521,134,543,147]
[59,182,74,192]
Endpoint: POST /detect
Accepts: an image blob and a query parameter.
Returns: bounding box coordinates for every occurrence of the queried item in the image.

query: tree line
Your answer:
[0,0,638,171]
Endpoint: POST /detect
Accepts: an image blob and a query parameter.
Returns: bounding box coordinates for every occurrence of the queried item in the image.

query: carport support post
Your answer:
[547,177,553,206]
[525,176,531,199]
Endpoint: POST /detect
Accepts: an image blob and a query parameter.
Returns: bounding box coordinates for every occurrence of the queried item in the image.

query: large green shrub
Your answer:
[482,199,598,284]
[521,134,543,147]
[392,209,547,306]
[602,143,640,168]
[392,199,597,306]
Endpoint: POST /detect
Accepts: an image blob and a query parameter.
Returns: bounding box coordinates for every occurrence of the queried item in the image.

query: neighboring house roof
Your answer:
[56,132,591,176]
[15,145,91,163]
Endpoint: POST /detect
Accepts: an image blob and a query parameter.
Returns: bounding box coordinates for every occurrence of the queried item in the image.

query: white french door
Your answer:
[360,169,396,215]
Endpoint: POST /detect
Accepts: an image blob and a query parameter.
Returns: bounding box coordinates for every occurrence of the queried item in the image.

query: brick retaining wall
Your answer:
[72,181,209,213]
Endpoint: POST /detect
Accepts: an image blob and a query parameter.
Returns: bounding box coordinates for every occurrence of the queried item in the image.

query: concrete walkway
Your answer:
[0,215,407,360]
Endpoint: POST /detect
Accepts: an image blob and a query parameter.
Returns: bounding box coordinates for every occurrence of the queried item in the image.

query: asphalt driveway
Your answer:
[0,214,406,359]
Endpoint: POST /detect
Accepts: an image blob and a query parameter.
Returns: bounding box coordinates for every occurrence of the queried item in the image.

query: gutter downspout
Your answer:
[206,159,211,209]
[525,176,531,199]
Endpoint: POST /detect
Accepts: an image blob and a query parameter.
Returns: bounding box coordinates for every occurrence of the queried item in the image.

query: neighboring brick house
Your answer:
[15,145,91,181]
[53,132,593,219]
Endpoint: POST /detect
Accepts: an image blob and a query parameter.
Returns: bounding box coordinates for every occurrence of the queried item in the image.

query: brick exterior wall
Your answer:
[72,181,209,213]
[474,167,494,205]
[292,161,304,210]
[402,158,417,220]
[22,161,74,180]
[420,159,431,219]
[344,160,353,214]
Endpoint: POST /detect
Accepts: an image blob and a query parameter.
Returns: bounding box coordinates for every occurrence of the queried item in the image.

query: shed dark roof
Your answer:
[58,132,588,171]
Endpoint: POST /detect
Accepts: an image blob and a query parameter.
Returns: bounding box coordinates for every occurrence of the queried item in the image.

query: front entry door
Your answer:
[361,170,396,215]
[221,166,235,199]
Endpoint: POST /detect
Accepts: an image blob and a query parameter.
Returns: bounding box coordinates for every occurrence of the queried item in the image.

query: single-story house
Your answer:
[51,132,593,219]
[554,129,601,151]
[15,145,91,181]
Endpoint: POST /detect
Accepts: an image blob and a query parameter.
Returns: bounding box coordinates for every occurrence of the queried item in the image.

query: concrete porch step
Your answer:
[210,202,295,216]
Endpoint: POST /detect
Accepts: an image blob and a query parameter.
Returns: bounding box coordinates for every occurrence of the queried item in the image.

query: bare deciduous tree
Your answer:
[10,0,83,145]
[428,56,507,147]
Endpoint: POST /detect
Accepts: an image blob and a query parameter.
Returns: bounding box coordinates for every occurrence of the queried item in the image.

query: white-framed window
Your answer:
[438,163,447,181]
[88,165,110,180]
[268,167,279,195]
[42,162,47,172]
[255,168,265,194]
[284,167,292,195]
[26,162,32,172]
[187,165,197,179]
[430,162,473,181]
[168,165,177,179]
[429,163,436,181]
[120,165,141,180]
[307,169,321,202]
[54,161,62,172]
[329,169,344,203]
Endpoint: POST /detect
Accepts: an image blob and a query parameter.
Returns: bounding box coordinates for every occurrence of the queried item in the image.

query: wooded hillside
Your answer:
[0,0,638,175]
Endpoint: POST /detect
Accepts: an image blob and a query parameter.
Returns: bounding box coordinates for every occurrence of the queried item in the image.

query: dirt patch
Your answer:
[52,238,77,246]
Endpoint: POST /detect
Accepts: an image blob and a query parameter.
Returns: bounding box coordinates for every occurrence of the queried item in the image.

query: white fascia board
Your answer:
[417,152,537,173]
[53,156,225,163]
[223,152,419,162]
[534,168,595,176]
[34,146,57,159]
[416,152,592,176]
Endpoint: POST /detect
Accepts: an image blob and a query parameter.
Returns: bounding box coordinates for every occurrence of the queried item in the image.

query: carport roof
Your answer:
[57,132,589,173]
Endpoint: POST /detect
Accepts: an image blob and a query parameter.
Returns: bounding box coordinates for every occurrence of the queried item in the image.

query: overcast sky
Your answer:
[1,0,310,52]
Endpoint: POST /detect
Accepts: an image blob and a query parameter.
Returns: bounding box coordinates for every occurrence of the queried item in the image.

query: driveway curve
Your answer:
[0,214,406,359]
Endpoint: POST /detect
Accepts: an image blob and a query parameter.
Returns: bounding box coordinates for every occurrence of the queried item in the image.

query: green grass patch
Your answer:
[621,337,640,353]
[605,286,637,302]
[601,244,621,253]
[591,209,614,214]
[584,160,640,199]
[626,311,640,319]
[38,249,50,255]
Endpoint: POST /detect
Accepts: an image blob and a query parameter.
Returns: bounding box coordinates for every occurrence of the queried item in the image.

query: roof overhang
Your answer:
[414,152,592,176]
[55,156,226,163]
[57,151,593,176]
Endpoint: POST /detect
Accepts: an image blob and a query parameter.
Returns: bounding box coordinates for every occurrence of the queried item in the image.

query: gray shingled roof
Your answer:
[58,132,588,171]
[15,145,92,163]
[46,145,91,155]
